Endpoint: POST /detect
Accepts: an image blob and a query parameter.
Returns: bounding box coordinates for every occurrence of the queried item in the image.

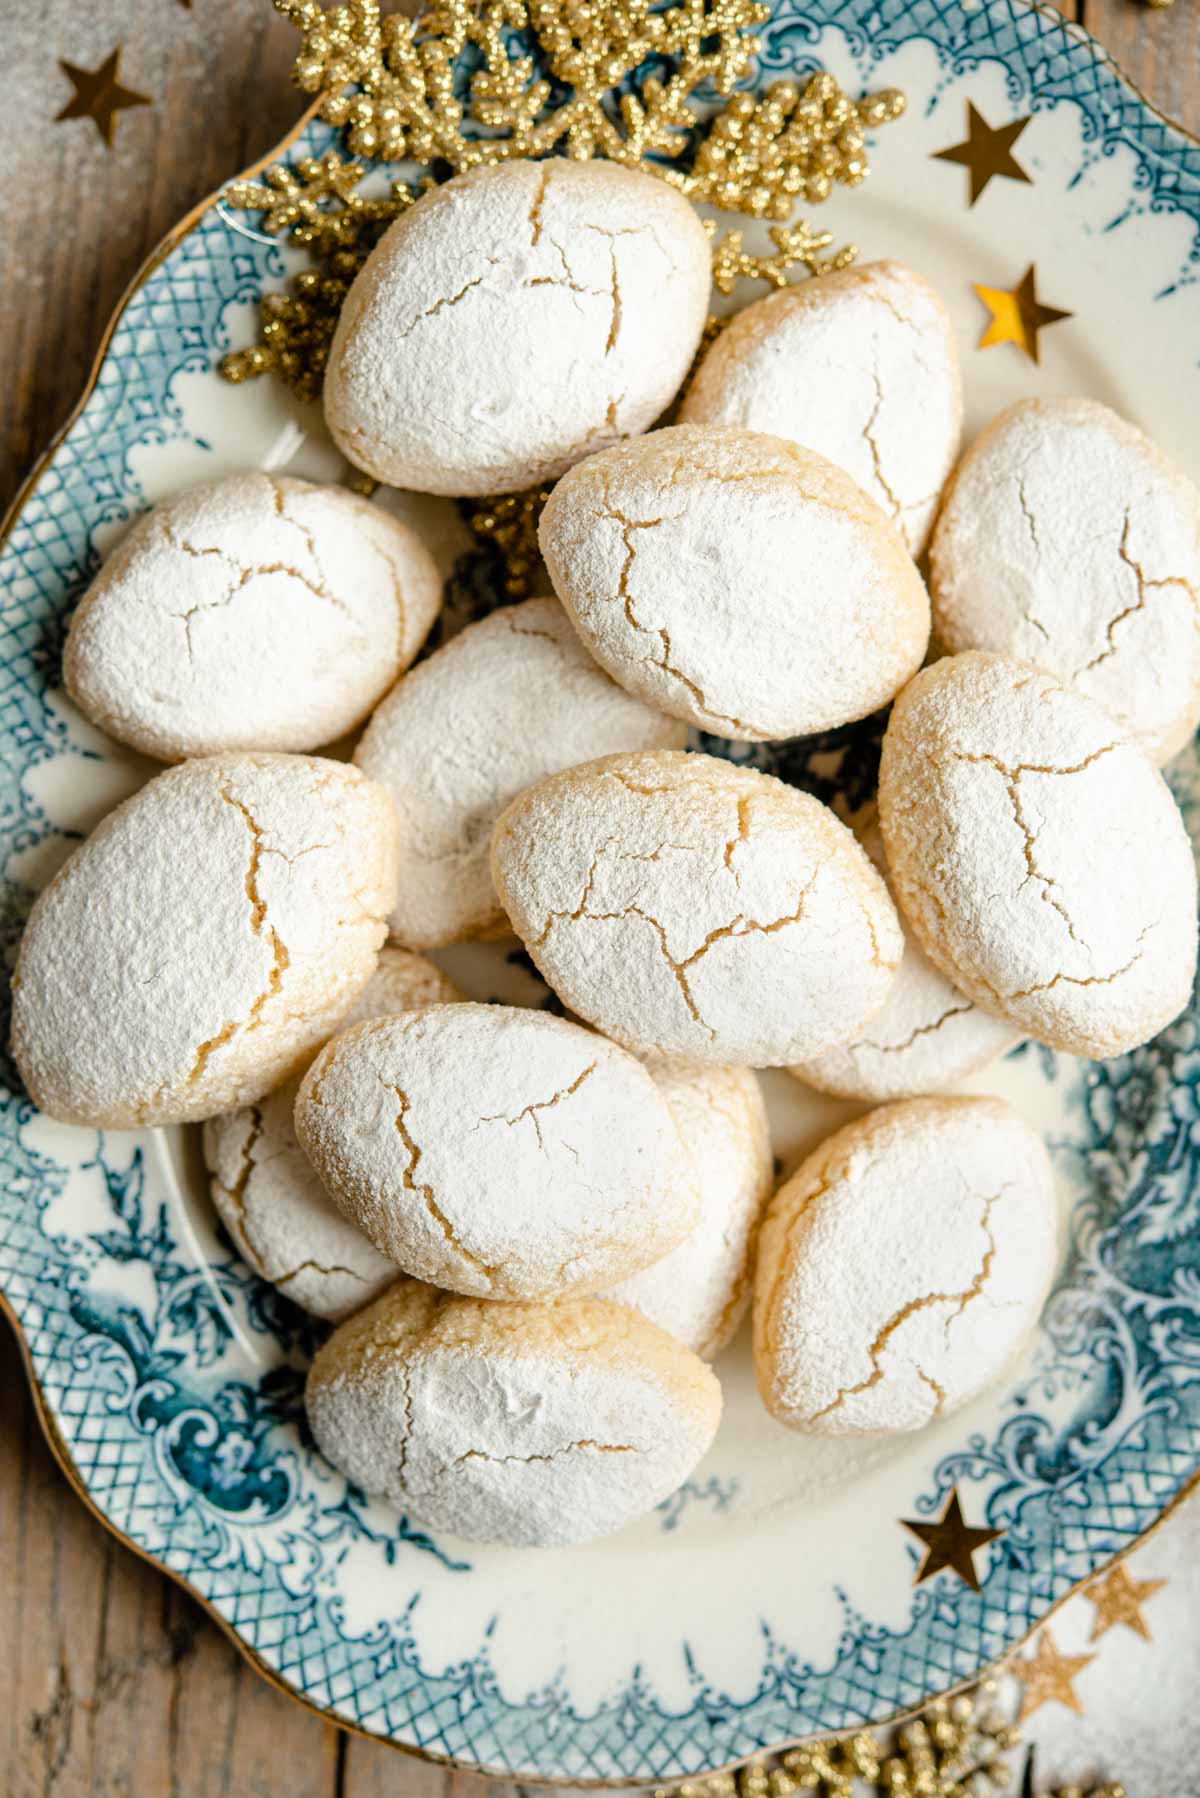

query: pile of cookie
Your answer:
[13,158,1200,1549]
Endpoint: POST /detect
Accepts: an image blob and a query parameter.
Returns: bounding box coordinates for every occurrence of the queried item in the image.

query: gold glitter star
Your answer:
[1083,1562,1167,1642]
[934,101,1033,205]
[1015,1627,1096,1719]
[973,264,1072,363]
[901,1488,1003,1590]
[55,49,151,147]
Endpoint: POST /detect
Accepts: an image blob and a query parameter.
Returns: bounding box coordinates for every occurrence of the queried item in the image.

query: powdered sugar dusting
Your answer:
[294,1003,697,1300]
[11,753,399,1126]
[679,261,961,556]
[306,1281,722,1545]
[204,948,464,1321]
[354,597,684,948]
[539,424,930,740]
[789,808,1021,1101]
[324,159,711,496]
[754,1096,1057,1434]
[930,398,1200,764]
[491,749,903,1066]
[63,474,442,762]
[600,1062,772,1358]
[878,653,1198,1057]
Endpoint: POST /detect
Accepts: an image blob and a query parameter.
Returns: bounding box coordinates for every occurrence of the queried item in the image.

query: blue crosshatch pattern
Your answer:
[3,1,1200,1778]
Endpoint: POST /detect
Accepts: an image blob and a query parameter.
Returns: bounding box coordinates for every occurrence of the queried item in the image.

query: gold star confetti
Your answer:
[1083,1561,1167,1642]
[901,1488,1003,1590]
[934,100,1033,204]
[1015,1627,1096,1720]
[55,49,151,147]
[973,264,1072,362]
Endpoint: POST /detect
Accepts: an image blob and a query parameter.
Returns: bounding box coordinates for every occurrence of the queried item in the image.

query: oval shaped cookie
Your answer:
[788,808,1021,1101]
[324,159,712,496]
[754,1096,1057,1435]
[679,261,961,555]
[63,474,442,762]
[490,749,903,1065]
[354,598,685,948]
[929,398,1200,764]
[539,425,930,739]
[294,1004,697,1300]
[306,1281,723,1546]
[12,754,399,1127]
[600,1063,772,1359]
[204,949,464,1321]
[878,653,1198,1057]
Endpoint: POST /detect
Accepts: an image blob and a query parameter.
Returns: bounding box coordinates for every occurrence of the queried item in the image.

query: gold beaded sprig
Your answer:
[466,485,554,601]
[277,0,769,169]
[672,74,905,219]
[220,0,905,413]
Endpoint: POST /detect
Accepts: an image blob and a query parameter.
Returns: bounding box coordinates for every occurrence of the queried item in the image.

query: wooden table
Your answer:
[1,4,1197,1792]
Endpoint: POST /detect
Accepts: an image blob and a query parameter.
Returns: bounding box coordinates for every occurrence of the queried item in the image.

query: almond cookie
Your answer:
[294,1004,697,1300]
[539,424,930,739]
[12,754,398,1127]
[324,159,711,496]
[600,1063,772,1359]
[306,1281,723,1546]
[788,808,1021,1101]
[204,949,464,1321]
[878,653,1198,1058]
[754,1096,1057,1435]
[491,749,903,1065]
[930,398,1200,764]
[63,474,441,762]
[679,261,961,555]
[354,598,684,948]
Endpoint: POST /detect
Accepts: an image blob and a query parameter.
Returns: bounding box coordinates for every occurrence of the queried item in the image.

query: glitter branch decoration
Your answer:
[220,0,905,585]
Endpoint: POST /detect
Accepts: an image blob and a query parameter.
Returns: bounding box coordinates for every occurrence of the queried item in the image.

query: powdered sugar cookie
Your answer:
[930,398,1200,764]
[295,1004,697,1300]
[679,261,961,555]
[306,1281,723,1546]
[789,808,1022,1101]
[491,749,903,1065]
[63,474,442,762]
[600,1063,772,1359]
[354,598,684,948]
[878,654,1197,1058]
[324,159,711,496]
[539,425,930,739]
[204,950,464,1321]
[12,754,398,1127]
[754,1096,1057,1435]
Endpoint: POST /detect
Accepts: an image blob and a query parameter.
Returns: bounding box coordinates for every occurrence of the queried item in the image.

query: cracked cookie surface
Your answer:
[63,474,442,762]
[930,398,1200,764]
[323,159,711,496]
[599,1062,772,1359]
[491,749,904,1065]
[878,653,1198,1057]
[354,597,684,949]
[753,1095,1057,1435]
[539,424,930,739]
[294,1003,697,1301]
[680,261,961,557]
[306,1280,722,1545]
[204,948,464,1321]
[789,808,1022,1101]
[11,752,400,1127]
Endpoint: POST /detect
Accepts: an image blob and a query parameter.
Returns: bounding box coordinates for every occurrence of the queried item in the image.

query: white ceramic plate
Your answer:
[3,0,1200,1780]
